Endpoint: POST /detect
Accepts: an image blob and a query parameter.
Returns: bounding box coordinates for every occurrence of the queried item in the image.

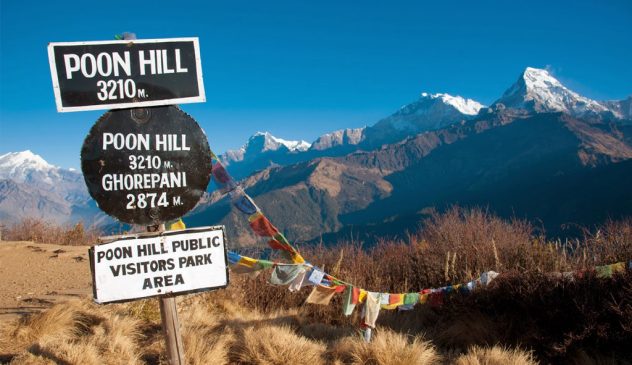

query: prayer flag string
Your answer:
[209,150,305,264]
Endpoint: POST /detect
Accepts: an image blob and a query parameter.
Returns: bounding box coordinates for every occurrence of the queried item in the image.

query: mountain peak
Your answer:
[311,127,366,150]
[368,92,485,138]
[0,150,55,172]
[522,67,561,85]
[0,150,84,193]
[221,132,312,166]
[248,131,311,152]
[420,92,484,115]
[494,67,609,116]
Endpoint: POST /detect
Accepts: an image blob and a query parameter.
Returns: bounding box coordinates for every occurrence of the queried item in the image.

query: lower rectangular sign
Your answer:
[89,226,228,304]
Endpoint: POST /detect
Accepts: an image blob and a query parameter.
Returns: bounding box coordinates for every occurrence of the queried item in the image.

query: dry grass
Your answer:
[1,207,631,364]
[230,325,326,365]
[329,329,440,365]
[1,279,630,365]
[454,346,537,365]
[0,300,144,365]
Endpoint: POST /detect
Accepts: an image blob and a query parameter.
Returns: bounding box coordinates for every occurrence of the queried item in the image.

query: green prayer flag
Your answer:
[403,293,420,305]
[342,285,356,316]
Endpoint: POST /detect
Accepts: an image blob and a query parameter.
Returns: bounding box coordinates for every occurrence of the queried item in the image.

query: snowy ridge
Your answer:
[253,131,311,152]
[222,132,311,165]
[372,92,485,134]
[0,150,59,184]
[420,92,484,115]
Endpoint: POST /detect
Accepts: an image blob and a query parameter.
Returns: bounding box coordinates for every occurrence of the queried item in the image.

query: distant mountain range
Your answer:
[0,151,109,227]
[219,92,487,179]
[188,67,632,244]
[2,67,631,245]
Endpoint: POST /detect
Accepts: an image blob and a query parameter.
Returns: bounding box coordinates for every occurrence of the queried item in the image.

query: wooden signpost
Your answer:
[49,33,221,365]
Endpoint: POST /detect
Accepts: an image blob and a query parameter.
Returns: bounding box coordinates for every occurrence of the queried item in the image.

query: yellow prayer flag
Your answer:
[611,262,626,274]
[238,256,258,268]
[419,294,429,304]
[291,251,305,264]
[248,211,264,223]
[168,219,186,231]
[358,289,368,303]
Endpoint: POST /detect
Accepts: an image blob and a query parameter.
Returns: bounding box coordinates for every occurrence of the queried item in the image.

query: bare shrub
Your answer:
[3,218,100,246]
[581,217,632,267]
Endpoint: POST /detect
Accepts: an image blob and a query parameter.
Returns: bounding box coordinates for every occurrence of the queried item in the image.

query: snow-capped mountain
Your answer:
[493,67,616,117]
[3,65,631,236]
[191,69,632,244]
[0,151,106,226]
[222,132,311,165]
[0,151,83,195]
[376,92,484,132]
[361,92,485,148]
[218,92,486,177]
[311,127,366,151]
[424,92,485,115]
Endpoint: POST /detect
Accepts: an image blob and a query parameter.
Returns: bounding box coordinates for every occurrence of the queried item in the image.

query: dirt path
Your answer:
[0,241,92,322]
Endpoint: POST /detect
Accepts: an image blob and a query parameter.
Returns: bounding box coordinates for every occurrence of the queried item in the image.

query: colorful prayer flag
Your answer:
[248,212,280,237]
[307,268,325,285]
[232,191,259,215]
[238,256,258,268]
[212,162,232,184]
[270,265,305,285]
[351,287,361,304]
[380,293,390,305]
[305,285,337,305]
[288,268,308,292]
[227,251,241,264]
[168,219,186,231]
[342,285,356,316]
[363,292,382,328]
[382,293,404,310]
[403,293,420,306]
[429,290,444,307]
[358,289,368,303]
[419,293,429,304]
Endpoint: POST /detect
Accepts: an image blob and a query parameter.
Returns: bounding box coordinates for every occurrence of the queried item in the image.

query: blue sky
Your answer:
[1,0,631,169]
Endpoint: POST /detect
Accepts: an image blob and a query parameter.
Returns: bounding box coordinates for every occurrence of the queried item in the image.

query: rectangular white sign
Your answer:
[89,226,228,304]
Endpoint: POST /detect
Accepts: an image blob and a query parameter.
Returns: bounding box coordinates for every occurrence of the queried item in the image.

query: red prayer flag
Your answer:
[212,163,231,184]
[389,293,403,305]
[429,291,444,307]
[249,214,279,237]
[267,238,291,251]
[351,286,360,304]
